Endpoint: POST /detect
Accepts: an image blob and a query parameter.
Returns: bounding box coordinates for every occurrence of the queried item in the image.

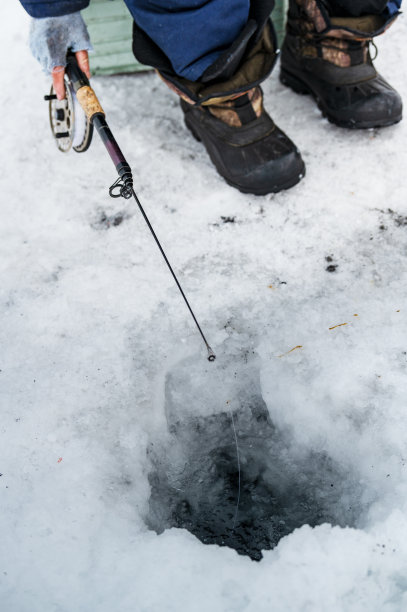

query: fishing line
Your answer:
[228,407,241,530]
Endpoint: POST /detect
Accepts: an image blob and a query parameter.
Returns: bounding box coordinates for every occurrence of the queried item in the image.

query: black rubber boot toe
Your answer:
[181,97,305,196]
[280,53,403,129]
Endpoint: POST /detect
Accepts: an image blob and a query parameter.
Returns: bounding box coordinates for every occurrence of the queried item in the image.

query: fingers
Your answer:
[75,49,91,79]
[52,66,66,100]
[52,51,90,100]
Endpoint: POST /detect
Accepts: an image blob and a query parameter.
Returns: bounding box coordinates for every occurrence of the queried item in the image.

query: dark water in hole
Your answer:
[147,393,362,561]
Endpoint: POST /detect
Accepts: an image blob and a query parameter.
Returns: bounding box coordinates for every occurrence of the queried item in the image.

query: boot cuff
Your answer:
[158,21,278,106]
[293,0,400,39]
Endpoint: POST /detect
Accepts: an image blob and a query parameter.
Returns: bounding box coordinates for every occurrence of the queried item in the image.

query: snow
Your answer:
[1,2,407,611]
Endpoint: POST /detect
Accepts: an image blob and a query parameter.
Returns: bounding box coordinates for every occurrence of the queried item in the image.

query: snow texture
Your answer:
[1,3,407,611]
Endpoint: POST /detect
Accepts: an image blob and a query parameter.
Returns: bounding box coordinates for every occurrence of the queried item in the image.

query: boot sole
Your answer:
[280,67,402,129]
[184,114,305,196]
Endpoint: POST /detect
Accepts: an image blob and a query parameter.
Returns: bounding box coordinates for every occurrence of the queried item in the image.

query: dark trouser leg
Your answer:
[130,0,305,195]
[280,0,403,128]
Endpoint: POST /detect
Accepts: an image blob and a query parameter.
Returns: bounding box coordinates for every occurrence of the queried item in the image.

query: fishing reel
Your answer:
[45,75,93,153]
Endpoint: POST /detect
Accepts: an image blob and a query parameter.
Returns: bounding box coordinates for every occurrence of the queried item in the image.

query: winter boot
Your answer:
[133,14,305,195]
[280,0,403,128]
[180,86,305,195]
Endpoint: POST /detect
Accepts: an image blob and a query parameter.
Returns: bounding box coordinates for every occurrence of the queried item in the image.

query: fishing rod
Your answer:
[44,53,216,362]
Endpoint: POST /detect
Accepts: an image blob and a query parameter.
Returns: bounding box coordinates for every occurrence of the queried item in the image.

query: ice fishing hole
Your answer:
[146,391,365,561]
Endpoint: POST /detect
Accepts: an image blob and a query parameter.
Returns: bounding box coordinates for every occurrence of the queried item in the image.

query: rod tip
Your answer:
[207,347,216,362]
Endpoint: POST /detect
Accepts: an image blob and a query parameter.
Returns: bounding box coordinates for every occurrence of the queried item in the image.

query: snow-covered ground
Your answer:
[2,3,407,611]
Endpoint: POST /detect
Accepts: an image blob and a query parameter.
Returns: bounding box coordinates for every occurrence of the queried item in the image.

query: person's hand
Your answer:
[30,12,92,99]
[52,49,91,100]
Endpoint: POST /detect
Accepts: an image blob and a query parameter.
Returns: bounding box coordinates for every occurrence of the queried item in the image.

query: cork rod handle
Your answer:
[76,85,105,120]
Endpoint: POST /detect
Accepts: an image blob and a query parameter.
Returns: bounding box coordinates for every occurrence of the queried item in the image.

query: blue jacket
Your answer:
[21,1,89,17]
